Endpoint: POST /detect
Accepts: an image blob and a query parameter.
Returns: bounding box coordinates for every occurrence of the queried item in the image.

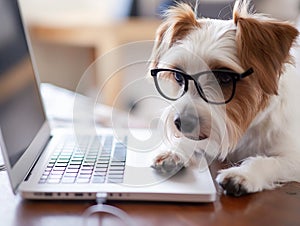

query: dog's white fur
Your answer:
[150,0,300,196]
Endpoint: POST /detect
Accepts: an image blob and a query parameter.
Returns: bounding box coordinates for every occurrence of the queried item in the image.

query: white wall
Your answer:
[254,0,300,21]
[30,42,93,92]
[19,0,133,93]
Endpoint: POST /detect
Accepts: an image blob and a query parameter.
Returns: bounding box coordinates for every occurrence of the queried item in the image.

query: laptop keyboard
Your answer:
[38,135,127,184]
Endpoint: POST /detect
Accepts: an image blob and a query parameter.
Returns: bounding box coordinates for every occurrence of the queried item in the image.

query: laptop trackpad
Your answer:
[123,150,214,191]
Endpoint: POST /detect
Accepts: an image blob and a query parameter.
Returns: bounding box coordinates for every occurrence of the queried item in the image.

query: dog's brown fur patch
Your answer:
[224,4,299,145]
[150,3,201,68]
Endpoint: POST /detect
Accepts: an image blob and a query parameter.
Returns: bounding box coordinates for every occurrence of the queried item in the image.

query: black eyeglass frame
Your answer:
[150,67,254,104]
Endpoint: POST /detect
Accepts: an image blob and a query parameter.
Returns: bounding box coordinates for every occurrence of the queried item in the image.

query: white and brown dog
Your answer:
[150,0,300,196]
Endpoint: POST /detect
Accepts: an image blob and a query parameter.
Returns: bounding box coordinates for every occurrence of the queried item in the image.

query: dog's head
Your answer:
[150,0,298,158]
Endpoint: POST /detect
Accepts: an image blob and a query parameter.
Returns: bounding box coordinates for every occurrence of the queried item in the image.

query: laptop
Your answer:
[0,0,216,202]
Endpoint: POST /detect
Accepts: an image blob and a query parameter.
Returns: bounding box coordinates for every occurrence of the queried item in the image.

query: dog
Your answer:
[149,0,300,196]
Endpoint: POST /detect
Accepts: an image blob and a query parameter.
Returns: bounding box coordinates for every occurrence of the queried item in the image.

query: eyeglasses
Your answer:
[150,67,254,104]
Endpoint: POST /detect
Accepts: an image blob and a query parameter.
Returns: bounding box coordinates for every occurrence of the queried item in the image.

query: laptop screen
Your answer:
[0,0,46,167]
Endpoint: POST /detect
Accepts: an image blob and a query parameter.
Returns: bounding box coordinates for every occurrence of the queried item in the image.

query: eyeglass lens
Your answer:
[155,70,235,103]
[155,70,186,100]
[196,71,234,103]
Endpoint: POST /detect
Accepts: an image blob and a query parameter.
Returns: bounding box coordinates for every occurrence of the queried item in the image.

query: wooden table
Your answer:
[1,161,300,226]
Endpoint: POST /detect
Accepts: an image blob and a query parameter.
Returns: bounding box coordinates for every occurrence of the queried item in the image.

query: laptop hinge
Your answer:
[23,135,53,182]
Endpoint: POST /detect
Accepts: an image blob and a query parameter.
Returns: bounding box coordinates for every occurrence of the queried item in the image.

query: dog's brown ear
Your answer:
[150,3,201,68]
[234,1,299,95]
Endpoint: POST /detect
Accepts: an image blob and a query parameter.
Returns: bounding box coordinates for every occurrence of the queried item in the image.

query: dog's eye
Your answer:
[173,72,184,86]
[214,72,233,86]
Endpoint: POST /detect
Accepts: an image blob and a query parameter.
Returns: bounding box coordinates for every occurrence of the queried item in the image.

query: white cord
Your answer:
[82,193,134,226]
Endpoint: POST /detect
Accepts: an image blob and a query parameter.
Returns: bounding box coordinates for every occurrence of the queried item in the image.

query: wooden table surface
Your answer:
[1,161,300,226]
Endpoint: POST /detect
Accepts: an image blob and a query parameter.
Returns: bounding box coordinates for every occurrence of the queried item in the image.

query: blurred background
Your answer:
[17,0,300,115]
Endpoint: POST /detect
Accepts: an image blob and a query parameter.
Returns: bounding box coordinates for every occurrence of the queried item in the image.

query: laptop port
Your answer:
[74,193,83,197]
[33,192,43,196]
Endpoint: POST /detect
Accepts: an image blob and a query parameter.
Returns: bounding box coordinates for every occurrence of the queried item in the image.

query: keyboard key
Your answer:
[101,148,111,153]
[100,152,111,156]
[51,171,64,175]
[99,154,111,161]
[79,170,93,175]
[70,159,82,163]
[69,162,82,166]
[82,163,94,166]
[84,159,96,163]
[76,178,90,183]
[66,169,79,173]
[108,170,124,175]
[59,153,72,157]
[55,163,68,167]
[42,171,50,176]
[111,162,125,166]
[70,161,82,165]
[81,166,94,171]
[88,149,99,153]
[57,159,69,163]
[86,156,97,161]
[67,165,81,169]
[95,163,108,168]
[53,166,66,171]
[59,152,72,155]
[78,174,91,179]
[73,154,84,158]
[94,172,107,176]
[112,146,126,162]
[48,174,63,179]
[81,167,94,171]
[64,172,78,178]
[108,174,123,179]
[86,152,97,156]
[60,149,73,153]
[108,178,123,183]
[98,160,110,164]
[109,166,125,171]
[94,168,107,172]
[40,175,48,180]
[92,176,105,183]
[47,178,61,184]
[61,177,75,184]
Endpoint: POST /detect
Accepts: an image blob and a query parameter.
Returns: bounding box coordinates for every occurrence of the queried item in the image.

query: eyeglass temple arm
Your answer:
[239,68,254,79]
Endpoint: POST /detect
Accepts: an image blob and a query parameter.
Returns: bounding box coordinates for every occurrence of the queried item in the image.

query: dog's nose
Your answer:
[174,113,198,133]
[174,115,182,131]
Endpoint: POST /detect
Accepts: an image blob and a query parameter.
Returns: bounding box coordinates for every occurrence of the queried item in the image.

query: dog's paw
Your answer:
[216,168,253,197]
[152,151,185,175]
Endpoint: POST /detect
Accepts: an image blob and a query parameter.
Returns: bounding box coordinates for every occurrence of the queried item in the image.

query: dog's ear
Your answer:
[150,3,201,68]
[234,0,299,95]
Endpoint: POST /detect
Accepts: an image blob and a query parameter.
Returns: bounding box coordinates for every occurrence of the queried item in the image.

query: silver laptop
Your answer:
[0,0,216,202]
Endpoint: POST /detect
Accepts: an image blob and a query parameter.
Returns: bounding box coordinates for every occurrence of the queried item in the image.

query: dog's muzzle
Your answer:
[173,110,208,140]
[174,113,198,133]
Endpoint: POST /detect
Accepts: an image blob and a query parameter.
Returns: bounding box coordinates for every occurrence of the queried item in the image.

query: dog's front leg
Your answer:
[216,155,300,196]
